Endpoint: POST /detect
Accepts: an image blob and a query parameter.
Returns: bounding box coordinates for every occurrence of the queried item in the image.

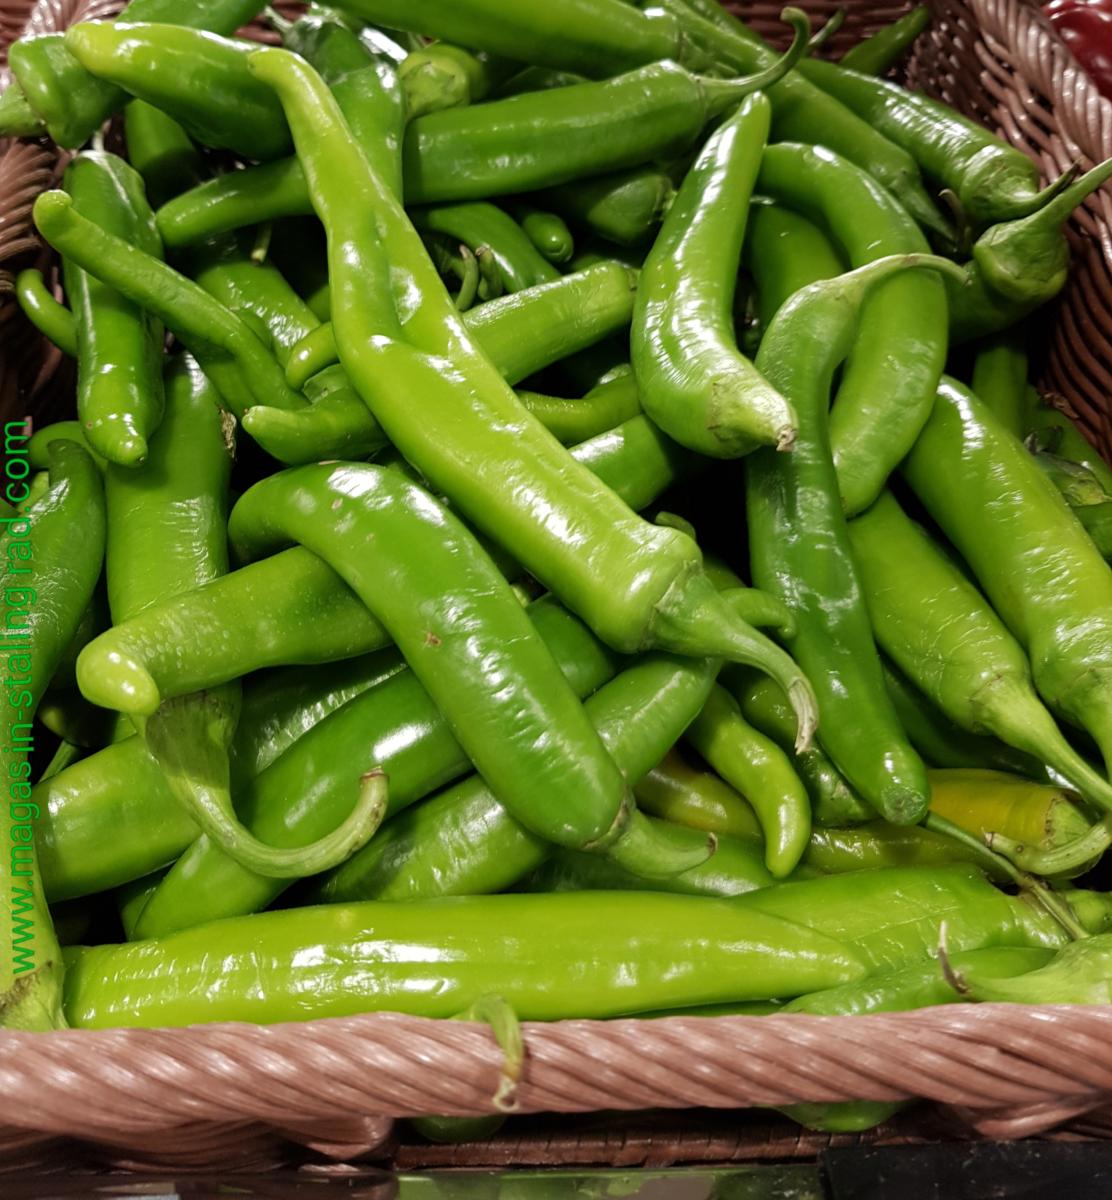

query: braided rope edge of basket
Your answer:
[3,0,1112,1172]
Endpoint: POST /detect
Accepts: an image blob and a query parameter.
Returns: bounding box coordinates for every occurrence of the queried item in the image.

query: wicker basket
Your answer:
[3,0,1112,1176]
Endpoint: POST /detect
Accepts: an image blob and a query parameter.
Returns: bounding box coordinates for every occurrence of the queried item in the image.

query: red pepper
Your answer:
[1046,0,1112,99]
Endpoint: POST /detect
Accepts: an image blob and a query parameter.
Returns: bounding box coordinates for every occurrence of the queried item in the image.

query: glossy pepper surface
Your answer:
[633,91,797,459]
[249,47,819,743]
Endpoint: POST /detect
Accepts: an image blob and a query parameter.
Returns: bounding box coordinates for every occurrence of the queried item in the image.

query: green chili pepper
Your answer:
[803,822,999,877]
[0,85,45,137]
[412,203,560,292]
[496,66,589,97]
[526,824,772,900]
[665,0,951,240]
[748,256,962,824]
[726,669,873,826]
[634,91,796,459]
[633,748,764,843]
[902,378,1112,776]
[255,261,639,463]
[508,204,575,264]
[154,44,800,242]
[132,595,622,936]
[302,648,728,909]
[796,57,1076,225]
[251,47,819,742]
[123,100,205,208]
[38,651,406,905]
[515,374,642,446]
[34,190,305,420]
[189,238,321,368]
[946,158,1112,342]
[75,415,690,716]
[4,0,265,148]
[838,6,930,74]
[1,442,105,1030]
[786,945,1054,1015]
[881,659,1047,779]
[62,152,166,469]
[741,864,1068,975]
[404,57,803,205]
[538,167,676,247]
[64,23,292,160]
[229,462,707,879]
[281,8,407,199]
[684,684,810,877]
[756,143,949,516]
[1025,393,1112,495]
[29,424,105,474]
[325,0,708,78]
[62,890,868,1029]
[743,200,843,332]
[849,488,1112,817]
[14,270,77,359]
[970,332,1028,437]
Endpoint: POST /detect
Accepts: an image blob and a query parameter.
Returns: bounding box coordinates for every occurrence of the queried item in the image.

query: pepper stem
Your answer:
[925,813,1089,940]
[700,7,812,115]
[990,817,1112,880]
[593,798,717,877]
[982,677,1112,817]
[653,572,819,751]
[143,692,389,879]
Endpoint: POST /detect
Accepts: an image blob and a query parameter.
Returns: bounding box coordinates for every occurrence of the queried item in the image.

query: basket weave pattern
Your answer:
[3,0,1112,1173]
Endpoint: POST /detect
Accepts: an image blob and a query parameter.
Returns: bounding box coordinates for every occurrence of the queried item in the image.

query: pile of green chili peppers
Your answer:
[4,0,1112,1138]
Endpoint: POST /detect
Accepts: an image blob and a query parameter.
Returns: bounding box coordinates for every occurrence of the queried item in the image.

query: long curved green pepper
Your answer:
[229,463,709,880]
[63,152,166,469]
[683,684,811,878]
[250,47,819,746]
[838,6,930,74]
[633,748,764,843]
[539,167,676,248]
[903,377,1112,785]
[797,57,1078,225]
[3,0,266,148]
[123,100,206,208]
[756,143,949,516]
[849,490,1112,821]
[726,669,873,827]
[33,191,304,421]
[130,596,620,936]
[75,415,692,716]
[64,889,868,1029]
[254,260,639,463]
[15,270,77,359]
[64,23,292,160]
[633,90,796,459]
[1,442,105,1030]
[664,0,951,240]
[946,158,1112,343]
[743,200,843,331]
[527,825,772,901]
[411,203,560,292]
[325,0,706,77]
[747,255,964,825]
[515,374,641,446]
